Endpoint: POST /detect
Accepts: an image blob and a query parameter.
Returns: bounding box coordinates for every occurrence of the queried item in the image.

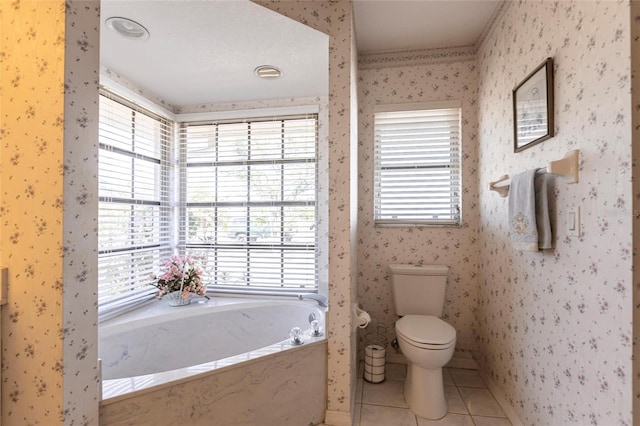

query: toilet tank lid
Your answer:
[389,264,449,276]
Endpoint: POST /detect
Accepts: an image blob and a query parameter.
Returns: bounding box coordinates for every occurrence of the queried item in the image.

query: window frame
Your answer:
[97,92,322,320]
[97,90,173,320]
[178,114,319,295]
[373,100,462,227]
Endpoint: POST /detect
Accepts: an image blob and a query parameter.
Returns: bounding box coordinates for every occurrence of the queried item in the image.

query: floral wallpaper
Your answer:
[632,2,640,424]
[349,14,360,419]
[101,66,178,114]
[0,1,65,421]
[3,2,636,426]
[254,2,358,423]
[476,2,632,425]
[176,95,326,116]
[630,1,640,425]
[356,55,480,359]
[359,46,476,71]
[62,1,101,424]
[0,0,99,424]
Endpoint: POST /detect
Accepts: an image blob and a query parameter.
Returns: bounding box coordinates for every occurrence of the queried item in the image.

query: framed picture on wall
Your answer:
[513,57,554,152]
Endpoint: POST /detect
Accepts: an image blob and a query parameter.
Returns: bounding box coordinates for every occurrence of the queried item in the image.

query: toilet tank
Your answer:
[389,264,449,316]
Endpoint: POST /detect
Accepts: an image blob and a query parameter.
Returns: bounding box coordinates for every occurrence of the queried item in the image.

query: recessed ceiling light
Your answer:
[106,17,150,40]
[254,65,282,79]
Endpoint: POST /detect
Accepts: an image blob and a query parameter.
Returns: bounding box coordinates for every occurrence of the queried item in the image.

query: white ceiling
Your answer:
[100,1,500,108]
[353,0,501,53]
[100,0,329,108]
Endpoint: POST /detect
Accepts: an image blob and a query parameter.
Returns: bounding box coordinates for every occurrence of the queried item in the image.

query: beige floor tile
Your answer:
[356,378,364,404]
[443,368,455,386]
[362,379,409,408]
[416,412,475,426]
[386,363,407,381]
[360,404,418,426]
[444,385,468,414]
[458,387,506,418]
[449,368,486,388]
[472,415,512,426]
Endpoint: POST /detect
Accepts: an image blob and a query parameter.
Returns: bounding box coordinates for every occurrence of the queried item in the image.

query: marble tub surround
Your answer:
[100,339,327,426]
[100,297,325,400]
[354,364,512,426]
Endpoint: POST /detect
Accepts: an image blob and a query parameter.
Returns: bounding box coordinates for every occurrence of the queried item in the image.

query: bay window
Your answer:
[98,92,172,317]
[179,116,318,294]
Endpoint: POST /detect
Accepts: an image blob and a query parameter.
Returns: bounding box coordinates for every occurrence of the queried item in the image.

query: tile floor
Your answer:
[353,364,513,426]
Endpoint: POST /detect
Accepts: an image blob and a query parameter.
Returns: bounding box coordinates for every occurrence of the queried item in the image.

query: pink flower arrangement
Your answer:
[150,254,206,299]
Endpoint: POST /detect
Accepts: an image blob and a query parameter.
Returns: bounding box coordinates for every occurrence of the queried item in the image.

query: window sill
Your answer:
[374,222,463,229]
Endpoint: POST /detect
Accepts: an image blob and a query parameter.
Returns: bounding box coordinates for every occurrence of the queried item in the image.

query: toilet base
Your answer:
[404,363,447,420]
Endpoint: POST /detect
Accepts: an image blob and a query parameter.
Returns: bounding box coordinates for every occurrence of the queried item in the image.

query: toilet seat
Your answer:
[396,315,456,350]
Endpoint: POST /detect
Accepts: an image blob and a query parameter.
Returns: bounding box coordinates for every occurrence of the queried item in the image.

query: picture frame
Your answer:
[513,57,554,152]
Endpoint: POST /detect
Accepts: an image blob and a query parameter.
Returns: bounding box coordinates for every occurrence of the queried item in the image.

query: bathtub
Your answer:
[99,296,327,425]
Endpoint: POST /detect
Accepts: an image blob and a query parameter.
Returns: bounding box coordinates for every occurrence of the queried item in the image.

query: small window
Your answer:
[373,101,461,226]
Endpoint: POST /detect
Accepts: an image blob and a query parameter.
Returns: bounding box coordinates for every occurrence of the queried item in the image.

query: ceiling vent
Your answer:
[254,65,282,79]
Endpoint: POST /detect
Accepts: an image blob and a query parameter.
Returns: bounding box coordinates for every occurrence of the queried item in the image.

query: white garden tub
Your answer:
[99,296,326,423]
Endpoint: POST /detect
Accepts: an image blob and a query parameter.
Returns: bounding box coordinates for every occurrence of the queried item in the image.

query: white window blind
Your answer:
[179,115,318,294]
[98,92,173,317]
[374,102,461,226]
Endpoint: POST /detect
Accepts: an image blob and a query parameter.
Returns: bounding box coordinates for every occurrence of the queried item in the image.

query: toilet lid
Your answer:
[396,315,456,346]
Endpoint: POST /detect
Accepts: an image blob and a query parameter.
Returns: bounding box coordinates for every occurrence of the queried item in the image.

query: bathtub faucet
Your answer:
[297,293,328,308]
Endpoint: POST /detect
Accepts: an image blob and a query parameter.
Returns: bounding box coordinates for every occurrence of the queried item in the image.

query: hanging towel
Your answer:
[534,171,552,249]
[508,169,539,251]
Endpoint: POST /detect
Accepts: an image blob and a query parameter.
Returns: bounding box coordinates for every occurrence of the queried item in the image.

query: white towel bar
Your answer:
[489,149,580,197]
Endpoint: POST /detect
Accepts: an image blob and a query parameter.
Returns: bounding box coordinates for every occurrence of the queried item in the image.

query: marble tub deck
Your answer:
[100,339,328,425]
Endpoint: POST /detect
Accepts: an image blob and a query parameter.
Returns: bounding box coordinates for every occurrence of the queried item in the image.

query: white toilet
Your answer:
[390,264,457,420]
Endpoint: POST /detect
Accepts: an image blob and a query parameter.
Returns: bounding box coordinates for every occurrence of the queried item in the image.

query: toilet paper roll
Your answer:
[354,306,371,328]
[363,370,385,383]
[364,344,386,358]
[365,364,385,375]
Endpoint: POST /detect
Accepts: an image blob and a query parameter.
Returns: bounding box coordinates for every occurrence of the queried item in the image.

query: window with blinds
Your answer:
[374,101,461,226]
[98,92,173,317]
[180,115,318,294]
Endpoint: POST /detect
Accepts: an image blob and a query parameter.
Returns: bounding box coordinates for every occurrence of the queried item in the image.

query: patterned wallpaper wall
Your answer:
[349,18,360,416]
[3,1,634,426]
[476,2,632,425]
[356,58,479,358]
[254,2,358,423]
[62,1,101,423]
[0,2,66,421]
[0,0,100,424]
[631,3,640,424]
